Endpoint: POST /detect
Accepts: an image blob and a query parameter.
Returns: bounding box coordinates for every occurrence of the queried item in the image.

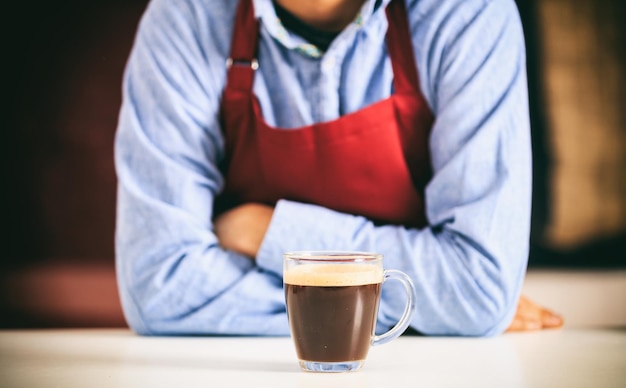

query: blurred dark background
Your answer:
[1,0,625,328]
[3,0,149,328]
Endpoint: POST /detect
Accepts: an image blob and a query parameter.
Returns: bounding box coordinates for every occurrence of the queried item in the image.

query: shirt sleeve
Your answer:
[256,0,532,336]
[114,0,288,335]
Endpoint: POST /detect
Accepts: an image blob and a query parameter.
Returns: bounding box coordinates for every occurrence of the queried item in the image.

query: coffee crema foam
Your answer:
[284,264,383,286]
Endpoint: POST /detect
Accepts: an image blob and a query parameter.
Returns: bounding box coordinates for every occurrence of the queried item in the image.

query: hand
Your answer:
[213,203,274,258]
[506,295,563,332]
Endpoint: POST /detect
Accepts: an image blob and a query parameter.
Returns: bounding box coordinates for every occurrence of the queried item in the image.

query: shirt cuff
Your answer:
[255,199,362,276]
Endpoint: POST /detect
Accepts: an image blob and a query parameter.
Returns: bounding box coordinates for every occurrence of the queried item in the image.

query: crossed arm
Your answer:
[215,203,563,332]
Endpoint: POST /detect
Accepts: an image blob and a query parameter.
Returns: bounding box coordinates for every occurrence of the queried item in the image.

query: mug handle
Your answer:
[371,269,417,346]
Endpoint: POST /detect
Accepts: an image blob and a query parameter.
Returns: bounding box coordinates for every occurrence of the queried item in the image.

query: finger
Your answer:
[540,308,564,329]
[506,316,542,332]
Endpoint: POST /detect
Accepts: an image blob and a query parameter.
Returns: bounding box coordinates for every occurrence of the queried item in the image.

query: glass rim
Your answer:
[283,251,382,262]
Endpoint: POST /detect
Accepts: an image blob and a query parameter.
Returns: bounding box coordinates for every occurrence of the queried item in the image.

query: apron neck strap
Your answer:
[385,0,422,95]
[226,0,259,92]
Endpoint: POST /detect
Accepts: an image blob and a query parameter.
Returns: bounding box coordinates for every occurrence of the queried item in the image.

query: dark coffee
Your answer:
[284,264,383,363]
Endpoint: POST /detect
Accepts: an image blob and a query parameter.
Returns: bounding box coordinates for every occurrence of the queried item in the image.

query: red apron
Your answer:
[218,0,434,227]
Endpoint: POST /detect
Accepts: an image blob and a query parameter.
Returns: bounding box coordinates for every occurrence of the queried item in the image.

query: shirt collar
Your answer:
[252,0,391,58]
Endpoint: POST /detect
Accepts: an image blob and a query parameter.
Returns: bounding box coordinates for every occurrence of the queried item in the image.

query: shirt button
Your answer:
[322,57,335,72]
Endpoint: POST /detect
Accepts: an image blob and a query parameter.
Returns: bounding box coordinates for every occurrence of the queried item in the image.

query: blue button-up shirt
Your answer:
[115,0,531,336]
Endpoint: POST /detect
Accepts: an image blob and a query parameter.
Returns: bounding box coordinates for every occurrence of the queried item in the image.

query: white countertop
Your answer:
[1,328,624,387]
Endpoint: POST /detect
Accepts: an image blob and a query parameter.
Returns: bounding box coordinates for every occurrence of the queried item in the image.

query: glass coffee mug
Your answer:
[284,251,417,372]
